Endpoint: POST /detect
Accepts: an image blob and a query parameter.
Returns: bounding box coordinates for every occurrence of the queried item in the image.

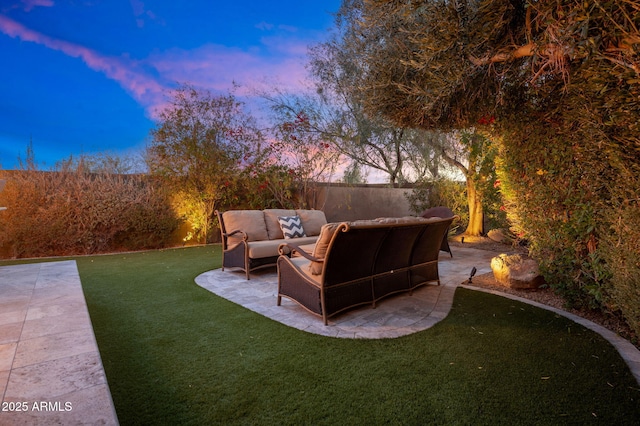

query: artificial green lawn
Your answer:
[39,247,640,423]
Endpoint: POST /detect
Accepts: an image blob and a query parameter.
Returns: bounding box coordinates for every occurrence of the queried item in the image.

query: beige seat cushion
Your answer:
[288,256,322,287]
[247,236,318,259]
[263,209,296,239]
[223,210,268,244]
[296,209,327,236]
[309,222,340,275]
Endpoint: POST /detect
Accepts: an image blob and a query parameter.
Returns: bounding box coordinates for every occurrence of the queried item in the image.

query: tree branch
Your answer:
[467,42,535,66]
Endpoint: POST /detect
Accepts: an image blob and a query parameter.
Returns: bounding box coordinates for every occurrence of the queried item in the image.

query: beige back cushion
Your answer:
[296,209,327,236]
[309,222,340,275]
[263,209,296,240]
[222,210,268,244]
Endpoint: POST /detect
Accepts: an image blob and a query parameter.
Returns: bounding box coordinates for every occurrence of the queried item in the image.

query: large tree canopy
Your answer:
[354,0,640,336]
[357,0,640,134]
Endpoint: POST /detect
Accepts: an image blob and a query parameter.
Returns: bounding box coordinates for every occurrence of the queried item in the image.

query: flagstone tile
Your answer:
[4,351,106,401]
[0,261,118,425]
[1,383,117,426]
[0,342,17,373]
[13,329,98,370]
[21,309,92,341]
[0,322,23,345]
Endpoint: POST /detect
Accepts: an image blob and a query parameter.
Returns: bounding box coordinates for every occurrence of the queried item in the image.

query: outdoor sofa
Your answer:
[216,209,327,280]
[276,215,457,325]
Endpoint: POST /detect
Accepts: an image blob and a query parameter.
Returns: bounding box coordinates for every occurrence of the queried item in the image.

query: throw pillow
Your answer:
[309,222,340,275]
[278,215,306,239]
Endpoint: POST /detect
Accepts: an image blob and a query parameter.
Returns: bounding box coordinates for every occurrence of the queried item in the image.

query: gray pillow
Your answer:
[278,216,307,239]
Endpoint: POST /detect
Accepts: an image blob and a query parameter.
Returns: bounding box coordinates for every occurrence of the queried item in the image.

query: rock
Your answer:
[490,254,545,289]
[487,228,512,244]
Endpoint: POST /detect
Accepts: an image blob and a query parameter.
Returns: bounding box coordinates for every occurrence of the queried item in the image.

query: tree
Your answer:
[147,85,269,243]
[263,7,448,188]
[264,86,417,187]
[355,0,640,132]
[269,97,344,207]
[322,0,497,234]
[342,161,366,184]
[438,130,497,236]
[354,0,640,334]
[306,15,446,186]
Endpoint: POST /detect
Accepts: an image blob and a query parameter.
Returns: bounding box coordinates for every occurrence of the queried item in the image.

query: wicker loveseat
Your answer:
[276,216,457,325]
[216,209,327,280]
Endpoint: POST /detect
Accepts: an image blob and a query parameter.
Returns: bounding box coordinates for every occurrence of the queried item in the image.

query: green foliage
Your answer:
[238,163,299,210]
[147,85,277,242]
[601,198,640,336]
[407,177,468,232]
[407,129,507,234]
[353,0,640,335]
[342,161,366,184]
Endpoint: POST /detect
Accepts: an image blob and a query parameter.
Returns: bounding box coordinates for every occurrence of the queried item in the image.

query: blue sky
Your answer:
[0,0,341,170]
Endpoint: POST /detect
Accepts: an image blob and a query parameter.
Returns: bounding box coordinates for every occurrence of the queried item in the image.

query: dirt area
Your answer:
[449,237,639,349]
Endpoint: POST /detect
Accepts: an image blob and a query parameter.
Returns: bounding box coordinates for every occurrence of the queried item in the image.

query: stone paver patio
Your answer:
[196,246,496,338]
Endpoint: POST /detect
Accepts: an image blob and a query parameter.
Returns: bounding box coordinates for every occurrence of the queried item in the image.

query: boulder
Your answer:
[490,254,545,289]
[487,228,512,244]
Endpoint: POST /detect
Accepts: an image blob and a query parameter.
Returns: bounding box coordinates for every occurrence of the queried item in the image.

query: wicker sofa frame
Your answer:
[216,209,325,280]
[276,216,456,325]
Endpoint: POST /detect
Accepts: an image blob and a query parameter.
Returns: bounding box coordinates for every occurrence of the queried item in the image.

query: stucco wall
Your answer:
[313,184,415,222]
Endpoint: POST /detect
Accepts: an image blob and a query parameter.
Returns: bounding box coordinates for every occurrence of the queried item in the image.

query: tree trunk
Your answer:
[465,178,484,236]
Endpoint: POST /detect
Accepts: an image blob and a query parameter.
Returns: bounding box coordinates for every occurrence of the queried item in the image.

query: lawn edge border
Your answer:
[460,284,640,386]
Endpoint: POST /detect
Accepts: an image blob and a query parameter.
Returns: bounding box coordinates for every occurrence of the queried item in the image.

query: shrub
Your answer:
[0,169,181,258]
[407,178,467,232]
[498,86,640,336]
[407,174,508,235]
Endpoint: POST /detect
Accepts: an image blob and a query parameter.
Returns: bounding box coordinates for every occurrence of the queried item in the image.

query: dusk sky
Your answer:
[0,0,342,170]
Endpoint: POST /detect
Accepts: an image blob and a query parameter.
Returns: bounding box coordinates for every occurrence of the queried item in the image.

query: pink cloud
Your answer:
[0,14,166,117]
[0,14,319,121]
[147,42,311,96]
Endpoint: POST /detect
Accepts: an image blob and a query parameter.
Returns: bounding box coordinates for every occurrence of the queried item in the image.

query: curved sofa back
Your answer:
[322,217,455,291]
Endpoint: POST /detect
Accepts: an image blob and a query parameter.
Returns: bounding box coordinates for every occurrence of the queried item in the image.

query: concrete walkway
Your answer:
[0,261,118,425]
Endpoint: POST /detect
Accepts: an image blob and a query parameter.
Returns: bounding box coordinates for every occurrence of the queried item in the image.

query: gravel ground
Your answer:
[450,238,639,349]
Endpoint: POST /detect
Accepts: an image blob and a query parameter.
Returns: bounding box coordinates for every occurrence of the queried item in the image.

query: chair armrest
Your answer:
[223,229,248,241]
[278,243,322,262]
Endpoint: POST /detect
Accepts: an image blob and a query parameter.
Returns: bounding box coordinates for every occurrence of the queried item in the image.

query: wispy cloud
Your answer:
[255,21,273,31]
[0,14,166,115]
[1,0,53,13]
[147,42,311,96]
[129,0,163,29]
[0,13,318,120]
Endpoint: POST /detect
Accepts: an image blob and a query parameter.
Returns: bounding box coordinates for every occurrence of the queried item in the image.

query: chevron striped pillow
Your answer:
[278,215,307,239]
